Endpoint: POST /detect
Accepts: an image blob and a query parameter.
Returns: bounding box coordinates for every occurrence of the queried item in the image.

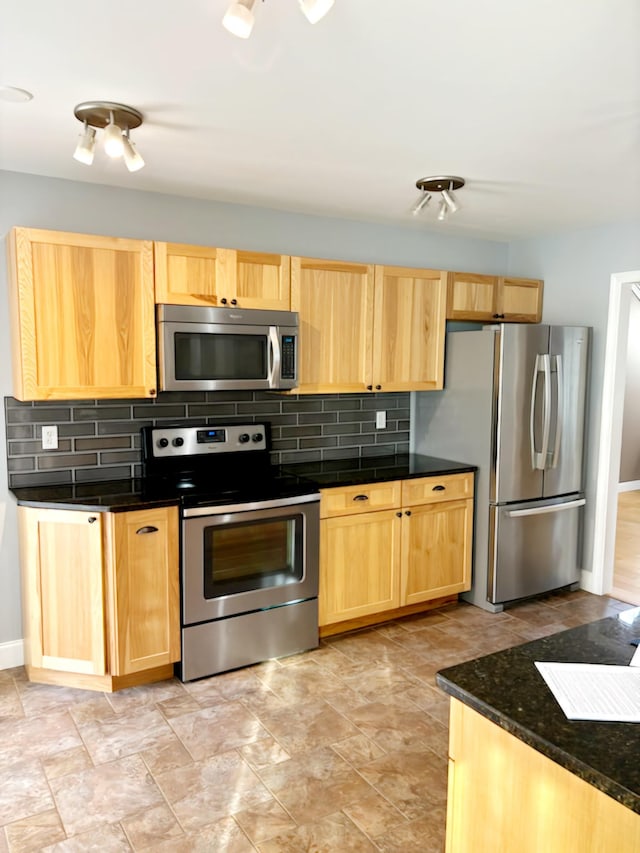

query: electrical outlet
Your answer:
[41,425,58,450]
[376,411,386,429]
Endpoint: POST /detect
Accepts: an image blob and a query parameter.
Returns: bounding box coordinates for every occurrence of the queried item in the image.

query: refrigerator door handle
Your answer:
[506,498,585,518]
[530,353,551,470]
[550,354,564,469]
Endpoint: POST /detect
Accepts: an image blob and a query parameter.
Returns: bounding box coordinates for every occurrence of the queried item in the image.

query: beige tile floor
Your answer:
[0,590,631,852]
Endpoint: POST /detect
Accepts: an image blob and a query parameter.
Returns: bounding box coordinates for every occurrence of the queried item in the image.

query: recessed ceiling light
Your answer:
[0,86,34,103]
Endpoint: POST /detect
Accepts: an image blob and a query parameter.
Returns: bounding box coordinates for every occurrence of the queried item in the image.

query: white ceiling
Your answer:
[1,0,639,241]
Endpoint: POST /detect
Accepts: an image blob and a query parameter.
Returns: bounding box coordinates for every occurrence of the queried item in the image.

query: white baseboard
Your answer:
[618,480,640,492]
[0,639,24,670]
[580,568,601,595]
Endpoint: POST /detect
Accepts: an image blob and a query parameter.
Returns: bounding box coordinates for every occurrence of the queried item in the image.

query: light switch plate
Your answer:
[42,425,58,450]
[376,411,386,429]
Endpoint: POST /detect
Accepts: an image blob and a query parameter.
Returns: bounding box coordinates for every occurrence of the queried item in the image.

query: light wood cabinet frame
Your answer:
[154,241,291,310]
[446,698,640,852]
[446,271,543,323]
[8,227,156,400]
[319,473,474,628]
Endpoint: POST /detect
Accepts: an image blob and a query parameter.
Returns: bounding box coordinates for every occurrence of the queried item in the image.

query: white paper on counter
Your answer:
[535,661,640,722]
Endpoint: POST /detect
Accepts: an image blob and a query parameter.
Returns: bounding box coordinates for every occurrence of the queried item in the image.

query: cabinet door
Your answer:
[373,266,447,391]
[401,499,473,605]
[106,507,180,676]
[497,277,543,322]
[18,507,106,675]
[154,242,234,306]
[8,228,156,400]
[235,251,291,310]
[291,257,375,393]
[320,510,401,625]
[446,272,498,321]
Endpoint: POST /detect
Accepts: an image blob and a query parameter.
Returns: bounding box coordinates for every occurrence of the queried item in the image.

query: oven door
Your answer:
[182,495,320,624]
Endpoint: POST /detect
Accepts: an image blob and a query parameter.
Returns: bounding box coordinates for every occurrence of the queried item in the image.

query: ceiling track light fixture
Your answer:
[72,101,145,171]
[222,0,335,38]
[412,176,465,222]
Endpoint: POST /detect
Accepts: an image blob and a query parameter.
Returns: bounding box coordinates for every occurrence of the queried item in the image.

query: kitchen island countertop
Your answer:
[437,607,640,813]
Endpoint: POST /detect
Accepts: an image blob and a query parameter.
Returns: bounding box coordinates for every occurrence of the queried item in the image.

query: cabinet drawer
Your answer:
[320,481,402,518]
[402,473,474,506]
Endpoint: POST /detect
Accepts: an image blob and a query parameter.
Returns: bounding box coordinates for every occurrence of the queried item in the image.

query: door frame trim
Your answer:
[588,271,640,594]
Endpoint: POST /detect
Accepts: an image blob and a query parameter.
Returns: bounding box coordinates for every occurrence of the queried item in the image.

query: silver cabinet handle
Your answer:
[506,498,585,518]
[353,494,369,502]
[136,525,159,535]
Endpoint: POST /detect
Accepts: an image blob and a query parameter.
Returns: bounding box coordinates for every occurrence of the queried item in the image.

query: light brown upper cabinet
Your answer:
[446,272,543,323]
[373,265,447,392]
[154,242,291,310]
[7,227,157,400]
[290,257,447,393]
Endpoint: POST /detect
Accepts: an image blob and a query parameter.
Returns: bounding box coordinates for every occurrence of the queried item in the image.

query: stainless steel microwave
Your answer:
[157,304,298,392]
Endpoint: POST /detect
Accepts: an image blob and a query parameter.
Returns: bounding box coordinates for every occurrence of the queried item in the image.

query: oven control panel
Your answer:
[149,423,268,457]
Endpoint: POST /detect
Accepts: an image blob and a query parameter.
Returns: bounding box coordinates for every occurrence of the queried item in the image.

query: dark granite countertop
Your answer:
[281,453,476,489]
[437,609,640,813]
[10,478,178,513]
[11,454,476,511]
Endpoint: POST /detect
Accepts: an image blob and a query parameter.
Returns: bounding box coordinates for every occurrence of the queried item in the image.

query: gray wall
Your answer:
[507,220,640,576]
[0,168,508,649]
[620,291,640,483]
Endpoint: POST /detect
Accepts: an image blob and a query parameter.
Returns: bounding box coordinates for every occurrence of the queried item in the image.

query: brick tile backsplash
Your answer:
[4,392,410,489]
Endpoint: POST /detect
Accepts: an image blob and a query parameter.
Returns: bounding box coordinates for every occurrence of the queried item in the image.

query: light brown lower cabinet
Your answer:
[319,473,474,632]
[18,505,180,692]
[446,698,640,852]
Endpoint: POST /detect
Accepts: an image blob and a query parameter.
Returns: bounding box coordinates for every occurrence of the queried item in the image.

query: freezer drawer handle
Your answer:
[432,485,446,491]
[506,498,585,518]
[353,494,369,502]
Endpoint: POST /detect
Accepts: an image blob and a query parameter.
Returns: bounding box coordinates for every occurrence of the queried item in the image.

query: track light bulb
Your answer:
[441,188,460,213]
[299,0,335,24]
[437,198,448,221]
[223,0,256,38]
[103,119,124,158]
[411,192,431,216]
[122,133,145,172]
[73,122,96,166]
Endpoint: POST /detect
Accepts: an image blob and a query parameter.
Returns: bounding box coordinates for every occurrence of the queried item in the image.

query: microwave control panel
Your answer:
[281,335,296,380]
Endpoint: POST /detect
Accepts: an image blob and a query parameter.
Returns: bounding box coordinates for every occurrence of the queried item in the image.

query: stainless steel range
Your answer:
[141,423,320,681]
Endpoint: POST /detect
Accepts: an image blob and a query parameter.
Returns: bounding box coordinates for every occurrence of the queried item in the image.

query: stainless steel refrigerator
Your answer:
[411,324,591,612]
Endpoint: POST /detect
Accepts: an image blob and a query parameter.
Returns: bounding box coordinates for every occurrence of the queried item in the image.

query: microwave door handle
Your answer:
[267,326,281,389]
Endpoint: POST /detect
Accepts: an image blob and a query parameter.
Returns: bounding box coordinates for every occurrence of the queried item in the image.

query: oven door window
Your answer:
[203,514,303,599]
[175,332,267,381]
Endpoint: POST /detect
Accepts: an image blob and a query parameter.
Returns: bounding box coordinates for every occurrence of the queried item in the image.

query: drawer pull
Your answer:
[405,510,412,516]
[396,511,403,518]
[88,516,97,524]
[136,525,159,535]
[432,485,446,491]
[353,494,369,502]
